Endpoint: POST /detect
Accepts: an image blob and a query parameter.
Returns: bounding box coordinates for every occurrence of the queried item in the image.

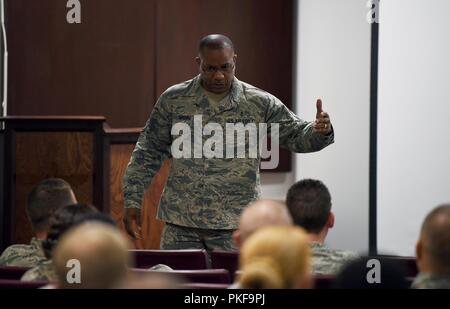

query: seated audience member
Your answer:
[334,256,409,289]
[237,226,311,289]
[286,179,358,275]
[0,178,77,267]
[412,204,450,289]
[53,222,131,289]
[232,199,293,247]
[21,204,98,282]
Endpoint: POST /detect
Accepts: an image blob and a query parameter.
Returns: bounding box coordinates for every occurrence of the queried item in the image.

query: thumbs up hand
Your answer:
[313,99,332,135]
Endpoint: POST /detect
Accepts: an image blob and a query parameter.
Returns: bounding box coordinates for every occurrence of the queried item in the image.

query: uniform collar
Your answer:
[188,75,244,108]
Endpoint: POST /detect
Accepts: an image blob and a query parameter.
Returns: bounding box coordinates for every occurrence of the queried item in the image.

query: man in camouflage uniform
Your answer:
[123,34,334,251]
[412,204,450,289]
[286,179,357,275]
[0,178,77,267]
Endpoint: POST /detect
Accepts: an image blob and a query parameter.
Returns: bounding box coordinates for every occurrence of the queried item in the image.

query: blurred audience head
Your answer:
[238,226,311,289]
[53,222,131,289]
[26,178,77,237]
[416,204,450,275]
[286,179,334,241]
[233,199,292,247]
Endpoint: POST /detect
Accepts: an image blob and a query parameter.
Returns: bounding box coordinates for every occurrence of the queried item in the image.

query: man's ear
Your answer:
[416,239,423,270]
[327,211,335,229]
[233,54,237,65]
[232,230,241,248]
[195,56,201,66]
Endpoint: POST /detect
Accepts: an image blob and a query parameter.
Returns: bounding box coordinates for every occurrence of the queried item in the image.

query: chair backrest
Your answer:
[378,256,418,277]
[0,266,31,280]
[313,275,335,289]
[0,279,48,289]
[130,249,209,270]
[132,268,232,284]
[211,250,239,279]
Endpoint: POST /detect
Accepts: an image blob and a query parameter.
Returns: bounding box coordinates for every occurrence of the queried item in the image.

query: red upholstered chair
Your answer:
[211,250,239,280]
[130,249,209,270]
[132,268,232,284]
[0,266,31,280]
[0,279,48,289]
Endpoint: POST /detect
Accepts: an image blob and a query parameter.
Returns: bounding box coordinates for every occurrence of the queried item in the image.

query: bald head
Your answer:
[418,204,450,274]
[199,34,234,55]
[53,222,131,289]
[234,200,293,247]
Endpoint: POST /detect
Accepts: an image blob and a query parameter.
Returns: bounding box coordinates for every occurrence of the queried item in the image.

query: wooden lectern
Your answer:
[0,116,108,250]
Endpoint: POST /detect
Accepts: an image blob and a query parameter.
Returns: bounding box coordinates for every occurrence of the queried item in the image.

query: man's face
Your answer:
[197,47,236,94]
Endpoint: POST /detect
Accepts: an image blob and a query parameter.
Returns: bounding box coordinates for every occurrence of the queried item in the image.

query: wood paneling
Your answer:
[6,0,156,128]
[110,143,168,249]
[155,0,293,103]
[14,132,93,244]
[6,0,293,170]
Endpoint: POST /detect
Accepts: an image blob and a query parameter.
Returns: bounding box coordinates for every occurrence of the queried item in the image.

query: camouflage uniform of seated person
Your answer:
[123,34,335,251]
[0,178,77,267]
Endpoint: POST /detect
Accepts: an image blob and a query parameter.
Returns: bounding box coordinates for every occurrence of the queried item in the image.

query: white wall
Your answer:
[295,0,371,252]
[261,0,372,252]
[377,0,450,256]
[260,171,295,201]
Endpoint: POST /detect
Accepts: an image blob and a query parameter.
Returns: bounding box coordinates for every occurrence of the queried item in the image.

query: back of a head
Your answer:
[26,178,77,233]
[42,203,98,259]
[239,200,293,243]
[286,179,331,233]
[420,204,450,274]
[74,212,118,228]
[239,226,310,289]
[334,256,409,289]
[53,222,131,289]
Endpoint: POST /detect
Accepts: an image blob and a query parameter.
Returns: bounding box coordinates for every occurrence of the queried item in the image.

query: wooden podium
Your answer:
[0,116,108,249]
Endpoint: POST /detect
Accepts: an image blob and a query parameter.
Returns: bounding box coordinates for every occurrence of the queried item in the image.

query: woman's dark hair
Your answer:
[42,203,98,259]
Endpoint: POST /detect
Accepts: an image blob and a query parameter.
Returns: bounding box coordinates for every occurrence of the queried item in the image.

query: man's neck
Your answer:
[308,229,328,244]
[420,257,450,277]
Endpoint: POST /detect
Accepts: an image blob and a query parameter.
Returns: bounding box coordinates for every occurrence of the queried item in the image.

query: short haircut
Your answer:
[26,178,76,232]
[198,34,234,54]
[53,222,131,289]
[286,179,332,234]
[41,203,98,259]
[239,200,292,242]
[421,204,450,272]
